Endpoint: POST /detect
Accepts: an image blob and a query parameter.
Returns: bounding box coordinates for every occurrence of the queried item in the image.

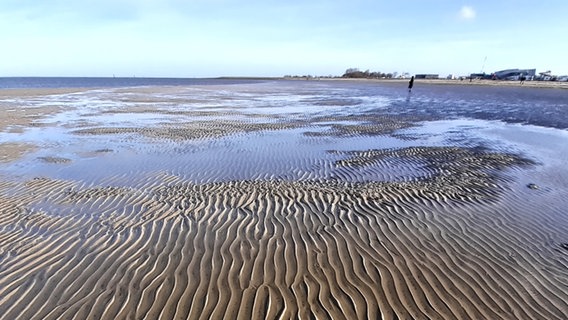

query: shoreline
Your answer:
[2,76,567,92]
[285,77,568,89]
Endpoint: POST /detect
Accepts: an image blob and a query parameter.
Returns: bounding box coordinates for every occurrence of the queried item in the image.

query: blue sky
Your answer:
[1,0,567,77]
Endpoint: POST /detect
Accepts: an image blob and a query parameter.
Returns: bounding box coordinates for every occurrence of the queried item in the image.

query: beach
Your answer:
[394,78,568,89]
[297,76,568,88]
[0,80,567,319]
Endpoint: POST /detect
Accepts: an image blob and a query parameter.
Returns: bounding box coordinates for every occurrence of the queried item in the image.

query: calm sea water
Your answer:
[0,77,263,89]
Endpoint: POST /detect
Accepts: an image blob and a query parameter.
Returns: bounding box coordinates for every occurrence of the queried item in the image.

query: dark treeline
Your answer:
[342,68,394,79]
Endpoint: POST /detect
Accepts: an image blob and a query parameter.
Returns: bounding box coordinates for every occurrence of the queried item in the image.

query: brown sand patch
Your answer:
[1,146,566,319]
[0,88,91,98]
[307,120,413,137]
[74,111,425,142]
[0,143,37,163]
[102,109,228,117]
[333,146,535,202]
[0,83,566,319]
[0,90,68,162]
[305,114,433,137]
[0,104,62,132]
[72,120,304,141]
[37,156,72,164]
[0,89,74,132]
[97,108,242,120]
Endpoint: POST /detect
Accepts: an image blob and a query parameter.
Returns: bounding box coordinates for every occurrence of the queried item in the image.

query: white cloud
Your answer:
[459,5,476,20]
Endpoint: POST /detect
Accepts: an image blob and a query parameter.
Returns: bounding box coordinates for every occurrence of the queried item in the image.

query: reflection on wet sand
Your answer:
[1,83,567,319]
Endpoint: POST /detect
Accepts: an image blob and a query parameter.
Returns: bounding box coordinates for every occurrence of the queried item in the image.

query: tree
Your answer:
[342,68,391,79]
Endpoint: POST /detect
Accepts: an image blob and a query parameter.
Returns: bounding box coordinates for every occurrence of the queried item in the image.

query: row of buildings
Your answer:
[417,69,568,82]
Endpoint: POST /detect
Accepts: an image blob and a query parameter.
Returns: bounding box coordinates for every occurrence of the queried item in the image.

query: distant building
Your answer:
[538,72,568,81]
[470,72,490,79]
[415,74,439,79]
[537,70,554,81]
[493,69,536,80]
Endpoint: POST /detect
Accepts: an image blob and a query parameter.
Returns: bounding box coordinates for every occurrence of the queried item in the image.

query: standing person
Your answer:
[408,76,415,92]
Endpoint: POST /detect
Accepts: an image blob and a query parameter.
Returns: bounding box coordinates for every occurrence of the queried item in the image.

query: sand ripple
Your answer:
[1,84,567,319]
[72,120,302,142]
[1,146,567,319]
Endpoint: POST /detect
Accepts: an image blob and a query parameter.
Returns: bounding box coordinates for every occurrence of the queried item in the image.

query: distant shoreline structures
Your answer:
[285,67,568,84]
[281,76,568,89]
[282,67,568,89]
[1,74,567,91]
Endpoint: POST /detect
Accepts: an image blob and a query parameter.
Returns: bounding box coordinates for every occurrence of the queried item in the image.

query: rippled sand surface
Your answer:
[1,81,567,319]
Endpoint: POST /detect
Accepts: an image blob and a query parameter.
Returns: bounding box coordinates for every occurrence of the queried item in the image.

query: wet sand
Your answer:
[0,84,567,319]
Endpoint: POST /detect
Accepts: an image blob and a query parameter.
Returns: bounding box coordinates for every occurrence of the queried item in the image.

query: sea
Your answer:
[0,77,263,89]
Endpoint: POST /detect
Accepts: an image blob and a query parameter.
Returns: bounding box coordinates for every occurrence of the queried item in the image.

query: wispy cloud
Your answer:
[459,5,476,20]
